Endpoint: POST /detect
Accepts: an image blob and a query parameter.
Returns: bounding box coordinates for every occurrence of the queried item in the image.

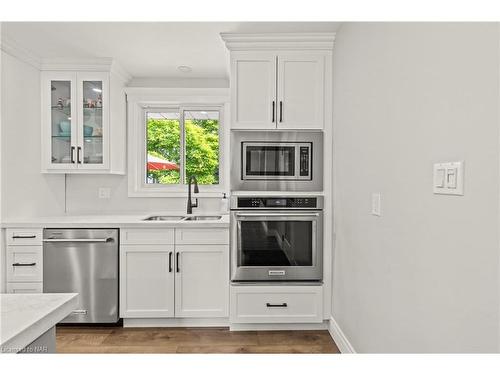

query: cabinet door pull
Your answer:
[12,262,36,267]
[77,147,82,164]
[71,146,75,163]
[168,252,173,273]
[266,303,287,308]
[279,101,283,123]
[272,101,275,123]
[176,252,180,273]
[12,235,36,239]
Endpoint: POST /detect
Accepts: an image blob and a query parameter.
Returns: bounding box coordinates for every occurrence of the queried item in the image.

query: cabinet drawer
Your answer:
[230,285,323,324]
[175,228,229,245]
[121,228,175,245]
[6,228,43,246]
[6,246,43,282]
[7,282,43,294]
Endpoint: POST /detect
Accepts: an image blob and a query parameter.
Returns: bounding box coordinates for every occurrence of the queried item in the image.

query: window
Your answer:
[127,89,228,197]
[146,109,220,186]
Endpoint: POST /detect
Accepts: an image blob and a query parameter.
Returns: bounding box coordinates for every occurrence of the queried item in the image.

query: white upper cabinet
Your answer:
[221,33,334,131]
[277,54,324,129]
[231,52,277,129]
[42,71,110,171]
[41,60,128,174]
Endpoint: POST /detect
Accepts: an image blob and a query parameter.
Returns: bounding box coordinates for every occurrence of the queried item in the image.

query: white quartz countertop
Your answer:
[1,213,230,228]
[0,293,78,353]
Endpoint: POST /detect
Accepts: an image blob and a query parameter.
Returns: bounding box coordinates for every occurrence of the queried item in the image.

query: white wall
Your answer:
[0,51,225,217]
[65,174,222,214]
[332,23,500,352]
[1,51,65,219]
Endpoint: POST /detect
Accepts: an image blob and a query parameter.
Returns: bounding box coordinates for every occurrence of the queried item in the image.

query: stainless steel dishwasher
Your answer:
[43,229,119,323]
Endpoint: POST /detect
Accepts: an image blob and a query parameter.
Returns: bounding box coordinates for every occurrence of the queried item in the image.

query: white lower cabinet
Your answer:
[230,285,323,324]
[120,245,175,318]
[6,246,43,282]
[7,282,43,294]
[119,227,229,320]
[175,245,229,317]
[5,228,43,294]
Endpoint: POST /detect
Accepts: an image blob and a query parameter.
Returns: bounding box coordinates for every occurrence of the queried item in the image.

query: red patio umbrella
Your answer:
[147,154,179,171]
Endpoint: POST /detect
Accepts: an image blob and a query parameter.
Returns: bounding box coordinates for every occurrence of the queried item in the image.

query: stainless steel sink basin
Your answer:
[184,216,222,221]
[143,215,185,221]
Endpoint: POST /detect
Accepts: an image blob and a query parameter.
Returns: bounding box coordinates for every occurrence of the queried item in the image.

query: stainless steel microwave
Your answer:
[231,131,323,192]
[242,142,312,181]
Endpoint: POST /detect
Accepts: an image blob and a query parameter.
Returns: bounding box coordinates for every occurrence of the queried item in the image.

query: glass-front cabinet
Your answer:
[42,71,109,172]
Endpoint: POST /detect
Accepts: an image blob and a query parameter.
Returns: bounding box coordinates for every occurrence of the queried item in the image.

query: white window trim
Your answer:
[126,88,230,197]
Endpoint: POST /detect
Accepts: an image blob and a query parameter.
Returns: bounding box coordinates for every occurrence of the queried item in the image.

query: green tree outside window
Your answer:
[146,115,220,185]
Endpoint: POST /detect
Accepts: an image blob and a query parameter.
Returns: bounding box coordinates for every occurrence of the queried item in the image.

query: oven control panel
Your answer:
[236,197,319,209]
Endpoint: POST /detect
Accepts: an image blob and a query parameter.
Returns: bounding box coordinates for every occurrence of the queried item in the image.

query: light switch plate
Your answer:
[433,161,464,195]
[371,193,381,216]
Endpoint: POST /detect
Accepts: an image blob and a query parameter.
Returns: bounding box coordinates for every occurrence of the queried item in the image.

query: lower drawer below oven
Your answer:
[230,284,323,324]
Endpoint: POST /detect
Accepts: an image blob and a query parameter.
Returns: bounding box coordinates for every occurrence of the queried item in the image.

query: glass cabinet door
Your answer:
[50,80,74,165]
[81,80,104,165]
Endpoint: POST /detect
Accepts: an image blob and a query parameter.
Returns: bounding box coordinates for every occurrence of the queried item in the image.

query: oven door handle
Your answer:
[235,213,320,217]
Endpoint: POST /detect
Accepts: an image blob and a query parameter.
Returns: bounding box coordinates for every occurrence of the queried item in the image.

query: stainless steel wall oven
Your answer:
[231,196,323,282]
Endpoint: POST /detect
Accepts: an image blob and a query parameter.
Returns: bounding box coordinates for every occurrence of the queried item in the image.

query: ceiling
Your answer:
[1,22,341,79]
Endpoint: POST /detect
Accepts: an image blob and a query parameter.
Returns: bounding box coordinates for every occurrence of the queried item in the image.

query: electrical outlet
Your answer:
[98,187,111,199]
[371,193,381,216]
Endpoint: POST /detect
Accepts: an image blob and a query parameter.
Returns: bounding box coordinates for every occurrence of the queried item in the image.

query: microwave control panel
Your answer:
[299,146,310,177]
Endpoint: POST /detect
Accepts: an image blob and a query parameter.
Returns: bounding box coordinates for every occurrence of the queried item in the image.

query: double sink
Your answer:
[143,215,222,222]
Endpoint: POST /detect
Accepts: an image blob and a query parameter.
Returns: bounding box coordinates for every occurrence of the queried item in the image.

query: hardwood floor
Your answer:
[56,326,340,354]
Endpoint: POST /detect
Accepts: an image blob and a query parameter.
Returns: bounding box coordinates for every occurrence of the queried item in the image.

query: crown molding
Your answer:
[0,35,41,69]
[40,57,131,83]
[0,36,132,82]
[40,57,112,71]
[220,32,336,51]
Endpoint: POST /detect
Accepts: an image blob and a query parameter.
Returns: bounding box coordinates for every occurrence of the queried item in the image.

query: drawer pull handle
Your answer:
[12,262,36,267]
[71,309,88,315]
[266,303,288,308]
[12,235,36,239]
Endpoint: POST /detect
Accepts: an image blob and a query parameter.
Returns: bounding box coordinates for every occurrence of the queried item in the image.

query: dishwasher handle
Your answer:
[43,238,114,243]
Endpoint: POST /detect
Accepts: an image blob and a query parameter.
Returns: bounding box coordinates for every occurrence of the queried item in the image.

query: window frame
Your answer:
[127,89,229,197]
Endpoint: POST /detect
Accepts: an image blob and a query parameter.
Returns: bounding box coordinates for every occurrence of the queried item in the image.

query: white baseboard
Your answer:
[123,317,229,328]
[230,321,328,331]
[328,316,355,353]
